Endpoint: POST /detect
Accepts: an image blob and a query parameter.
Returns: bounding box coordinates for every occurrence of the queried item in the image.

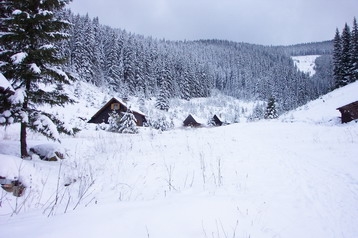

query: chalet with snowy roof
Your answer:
[0,73,14,95]
[337,101,358,123]
[211,114,223,126]
[88,97,147,126]
[183,114,204,127]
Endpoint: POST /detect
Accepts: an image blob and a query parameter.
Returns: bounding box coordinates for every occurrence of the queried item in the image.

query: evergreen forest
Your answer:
[58,10,335,114]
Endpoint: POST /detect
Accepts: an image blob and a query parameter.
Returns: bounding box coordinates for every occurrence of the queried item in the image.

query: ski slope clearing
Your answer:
[292,55,320,77]
[1,82,358,238]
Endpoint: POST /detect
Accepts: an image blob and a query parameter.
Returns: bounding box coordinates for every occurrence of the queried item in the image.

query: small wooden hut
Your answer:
[88,97,147,126]
[337,101,358,123]
[211,114,223,126]
[183,114,203,127]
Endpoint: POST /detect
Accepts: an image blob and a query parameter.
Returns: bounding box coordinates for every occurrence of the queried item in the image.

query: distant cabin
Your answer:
[183,114,203,127]
[211,114,223,126]
[88,97,147,126]
[0,73,15,95]
[337,101,358,123]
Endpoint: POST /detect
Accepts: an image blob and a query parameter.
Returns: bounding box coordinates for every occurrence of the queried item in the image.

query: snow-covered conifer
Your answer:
[0,0,77,158]
[118,109,138,134]
[107,110,122,132]
[264,97,278,119]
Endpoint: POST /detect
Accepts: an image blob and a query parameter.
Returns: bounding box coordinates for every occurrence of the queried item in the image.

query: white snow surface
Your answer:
[0,72,14,91]
[292,55,320,77]
[0,81,358,238]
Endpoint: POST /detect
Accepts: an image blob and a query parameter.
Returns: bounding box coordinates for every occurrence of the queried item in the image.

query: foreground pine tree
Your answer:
[0,0,78,158]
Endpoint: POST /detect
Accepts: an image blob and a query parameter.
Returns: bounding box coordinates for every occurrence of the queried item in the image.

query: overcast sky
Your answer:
[68,0,358,46]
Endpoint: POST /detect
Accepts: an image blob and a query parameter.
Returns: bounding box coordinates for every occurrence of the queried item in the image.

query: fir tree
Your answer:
[351,17,358,82]
[341,23,352,86]
[107,110,122,132]
[118,109,138,134]
[155,66,171,111]
[264,97,278,119]
[0,0,77,158]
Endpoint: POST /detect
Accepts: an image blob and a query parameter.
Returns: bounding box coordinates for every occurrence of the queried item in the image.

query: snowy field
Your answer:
[1,81,358,238]
[292,55,320,77]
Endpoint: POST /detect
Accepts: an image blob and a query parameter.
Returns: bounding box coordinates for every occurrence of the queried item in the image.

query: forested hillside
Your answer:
[59,10,333,113]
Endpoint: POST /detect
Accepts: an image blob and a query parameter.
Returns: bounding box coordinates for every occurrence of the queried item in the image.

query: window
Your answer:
[111,103,120,110]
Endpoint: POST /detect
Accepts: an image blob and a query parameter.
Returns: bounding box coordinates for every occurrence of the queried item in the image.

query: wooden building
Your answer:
[183,114,203,127]
[211,114,223,126]
[337,101,358,123]
[88,97,147,126]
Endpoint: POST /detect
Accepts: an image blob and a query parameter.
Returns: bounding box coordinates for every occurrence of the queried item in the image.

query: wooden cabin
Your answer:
[183,114,203,127]
[337,101,358,123]
[88,97,147,126]
[211,114,223,126]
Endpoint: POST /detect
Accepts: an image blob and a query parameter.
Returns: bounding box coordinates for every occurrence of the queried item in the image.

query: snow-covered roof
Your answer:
[0,73,14,93]
[113,97,145,116]
[189,114,205,124]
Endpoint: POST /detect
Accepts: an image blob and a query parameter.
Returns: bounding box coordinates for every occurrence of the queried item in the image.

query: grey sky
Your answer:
[68,0,358,46]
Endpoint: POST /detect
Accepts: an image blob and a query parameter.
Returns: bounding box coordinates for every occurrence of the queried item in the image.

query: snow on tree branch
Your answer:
[11,52,28,64]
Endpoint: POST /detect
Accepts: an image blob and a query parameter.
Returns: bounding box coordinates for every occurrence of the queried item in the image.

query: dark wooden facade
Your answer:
[183,114,202,127]
[337,101,358,123]
[88,98,147,126]
[211,114,223,126]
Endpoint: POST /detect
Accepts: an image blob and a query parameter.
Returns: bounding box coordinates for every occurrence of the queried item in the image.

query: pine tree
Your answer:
[0,0,77,158]
[118,109,138,134]
[155,66,171,111]
[350,17,358,82]
[333,29,344,88]
[264,97,278,119]
[340,23,353,86]
[107,110,121,132]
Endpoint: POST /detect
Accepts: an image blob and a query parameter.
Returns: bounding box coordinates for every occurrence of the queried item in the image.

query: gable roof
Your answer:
[183,114,205,126]
[91,97,145,120]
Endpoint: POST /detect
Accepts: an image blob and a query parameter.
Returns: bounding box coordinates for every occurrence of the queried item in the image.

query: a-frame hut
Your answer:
[88,97,147,126]
[337,101,358,123]
[211,114,223,126]
[183,114,203,127]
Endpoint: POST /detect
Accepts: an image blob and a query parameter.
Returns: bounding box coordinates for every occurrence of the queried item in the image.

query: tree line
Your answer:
[59,11,333,113]
[333,17,358,88]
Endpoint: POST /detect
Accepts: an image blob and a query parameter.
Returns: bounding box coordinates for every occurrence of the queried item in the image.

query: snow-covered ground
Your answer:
[292,55,320,77]
[1,81,358,238]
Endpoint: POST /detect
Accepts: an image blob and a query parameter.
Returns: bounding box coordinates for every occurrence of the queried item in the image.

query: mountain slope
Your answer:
[281,80,358,124]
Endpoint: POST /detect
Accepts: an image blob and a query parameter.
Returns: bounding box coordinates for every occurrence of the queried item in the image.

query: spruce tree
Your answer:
[333,28,343,88]
[107,110,121,132]
[118,109,138,134]
[0,0,77,158]
[264,97,278,119]
[155,67,171,111]
[350,17,358,82]
[340,23,352,86]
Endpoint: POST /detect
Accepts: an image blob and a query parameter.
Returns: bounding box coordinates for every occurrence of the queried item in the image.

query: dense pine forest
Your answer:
[58,10,334,114]
[333,18,358,88]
